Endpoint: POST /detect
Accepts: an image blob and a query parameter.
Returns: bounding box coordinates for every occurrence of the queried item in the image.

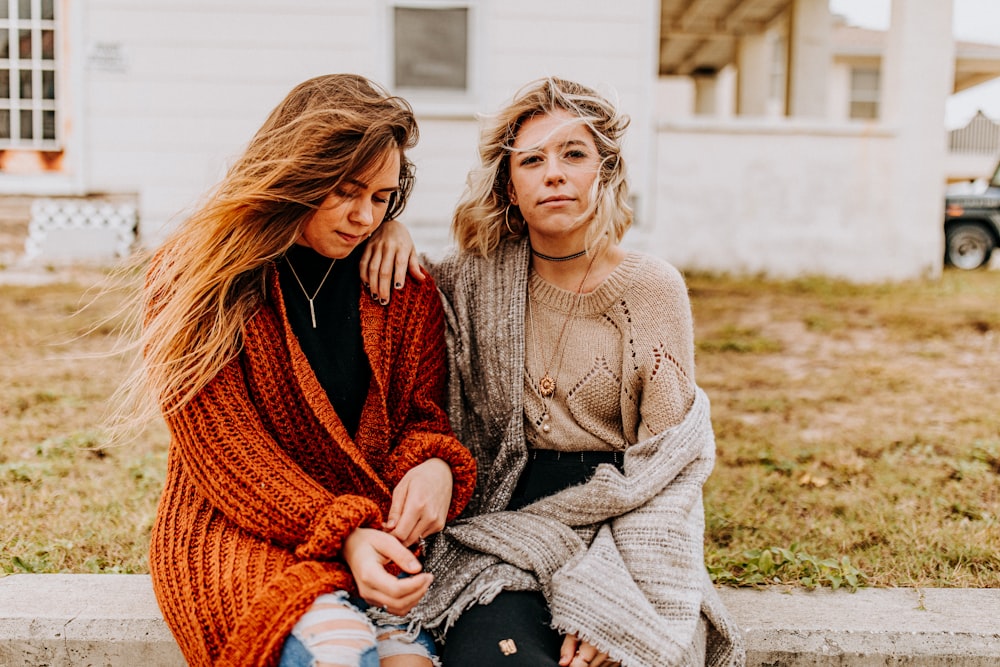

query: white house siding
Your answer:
[649,121,927,282]
[83,0,381,247]
[76,0,661,254]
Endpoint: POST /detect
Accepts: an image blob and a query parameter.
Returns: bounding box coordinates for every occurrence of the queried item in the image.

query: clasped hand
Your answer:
[343,458,453,616]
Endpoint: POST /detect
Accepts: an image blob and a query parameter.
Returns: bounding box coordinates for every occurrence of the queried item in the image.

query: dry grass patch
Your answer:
[1,266,998,589]
[0,271,168,574]
[692,270,1000,588]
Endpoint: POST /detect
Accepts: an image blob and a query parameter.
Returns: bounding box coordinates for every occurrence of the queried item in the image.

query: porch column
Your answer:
[692,69,718,116]
[736,32,770,117]
[883,0,954,277]
[786,0,830,118]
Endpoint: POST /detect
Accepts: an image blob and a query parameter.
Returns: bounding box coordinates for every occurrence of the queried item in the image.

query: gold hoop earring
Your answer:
[504,205,520,235]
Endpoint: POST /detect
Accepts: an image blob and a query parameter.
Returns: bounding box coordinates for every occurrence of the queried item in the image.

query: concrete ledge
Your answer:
[723,587,1000,666]
[1,575,999,666]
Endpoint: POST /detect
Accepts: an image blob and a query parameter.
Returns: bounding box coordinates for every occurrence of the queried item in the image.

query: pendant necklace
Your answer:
[527,253,597,433]
[285,256,336,328]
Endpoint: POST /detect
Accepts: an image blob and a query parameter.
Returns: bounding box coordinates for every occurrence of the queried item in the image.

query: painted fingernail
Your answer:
[394,282,402,289]
[380,298,388,305]
[371,292,378,300]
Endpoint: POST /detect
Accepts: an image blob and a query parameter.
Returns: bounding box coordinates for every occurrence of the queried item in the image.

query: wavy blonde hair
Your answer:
[452,77,632,257]
[110,74,417,437]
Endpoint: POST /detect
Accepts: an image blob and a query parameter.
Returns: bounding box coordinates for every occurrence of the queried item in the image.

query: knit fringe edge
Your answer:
[428,577,513,641]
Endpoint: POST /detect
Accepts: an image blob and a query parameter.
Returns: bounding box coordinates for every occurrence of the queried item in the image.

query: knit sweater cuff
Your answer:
[389,433,477,522]
[294,495,382,562]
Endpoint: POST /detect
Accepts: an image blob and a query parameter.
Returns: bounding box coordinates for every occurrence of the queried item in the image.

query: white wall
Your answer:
[946,151,999,182]
[647,120,930,281]
[84,1,384,245]
[78,0,660,253]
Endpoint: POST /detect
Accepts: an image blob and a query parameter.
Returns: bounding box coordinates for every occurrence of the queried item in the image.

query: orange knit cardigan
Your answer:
[148,265,476,667]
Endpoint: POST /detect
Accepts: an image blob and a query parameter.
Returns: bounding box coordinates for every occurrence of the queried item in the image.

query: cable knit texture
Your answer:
[401,238,745,667]
[149,265,476,667]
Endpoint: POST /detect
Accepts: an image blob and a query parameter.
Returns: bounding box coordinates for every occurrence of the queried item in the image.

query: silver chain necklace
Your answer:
[285,256,336,328]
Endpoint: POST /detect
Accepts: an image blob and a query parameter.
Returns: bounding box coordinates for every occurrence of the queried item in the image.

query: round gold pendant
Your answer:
[539,375,556,397]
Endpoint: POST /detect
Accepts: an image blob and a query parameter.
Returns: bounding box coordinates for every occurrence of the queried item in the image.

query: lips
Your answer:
[539,195,573,204]
[337,231,363,242]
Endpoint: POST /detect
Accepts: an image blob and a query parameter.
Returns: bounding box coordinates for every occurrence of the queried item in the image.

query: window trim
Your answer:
[0,0,84,195]
[0,0,60,150]
[848,66,881,121]
[382,0,482,117]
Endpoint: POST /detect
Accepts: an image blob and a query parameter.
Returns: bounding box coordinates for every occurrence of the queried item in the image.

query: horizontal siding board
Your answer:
[111,46,375,81]
[492,0,647,21]
[86,11,371,48]
[86,80,291,116]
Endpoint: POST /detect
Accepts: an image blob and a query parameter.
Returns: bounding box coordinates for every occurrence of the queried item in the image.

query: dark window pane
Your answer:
[0,70,8,99]
[41,0,54,21]
[42,69,52,99]
[0,30,8,59]
[19,108,31,139]
[850,101,879,120]
[19,29,30,59]
[394,7,468,90]
[41,30,53,59]
[19,69,30,98]
[42,108,53,139]
[0,109,9,139]
[0,3,7,19]
[18,0,31,19]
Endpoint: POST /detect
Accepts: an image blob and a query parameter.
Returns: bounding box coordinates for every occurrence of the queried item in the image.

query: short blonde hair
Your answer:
[452,77,632,256]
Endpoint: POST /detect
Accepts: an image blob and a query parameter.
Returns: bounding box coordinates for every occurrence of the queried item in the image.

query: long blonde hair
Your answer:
[112,74,417,435]
[452,77,632,257]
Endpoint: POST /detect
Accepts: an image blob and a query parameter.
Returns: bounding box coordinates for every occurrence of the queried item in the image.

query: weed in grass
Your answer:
[697,325,783,354]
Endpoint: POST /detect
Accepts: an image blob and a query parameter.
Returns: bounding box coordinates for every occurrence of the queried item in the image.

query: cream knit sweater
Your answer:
[524,252,696,451]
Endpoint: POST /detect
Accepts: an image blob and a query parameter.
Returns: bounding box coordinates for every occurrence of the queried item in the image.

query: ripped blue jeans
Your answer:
[278,591,437,667]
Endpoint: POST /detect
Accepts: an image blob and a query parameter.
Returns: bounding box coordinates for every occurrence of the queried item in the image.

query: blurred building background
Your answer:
[0,0,998,280]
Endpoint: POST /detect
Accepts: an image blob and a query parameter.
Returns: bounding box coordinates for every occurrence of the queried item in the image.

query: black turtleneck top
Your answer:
[277,243,371,437]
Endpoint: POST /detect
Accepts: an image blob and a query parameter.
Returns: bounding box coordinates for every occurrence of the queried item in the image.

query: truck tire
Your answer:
[945,223,994,270]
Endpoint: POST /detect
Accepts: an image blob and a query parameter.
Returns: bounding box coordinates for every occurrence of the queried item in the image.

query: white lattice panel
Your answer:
[24,199,138,263]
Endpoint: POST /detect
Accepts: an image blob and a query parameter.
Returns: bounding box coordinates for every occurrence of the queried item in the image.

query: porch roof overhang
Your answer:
[658,0,793,76]
[833,25,1000,94]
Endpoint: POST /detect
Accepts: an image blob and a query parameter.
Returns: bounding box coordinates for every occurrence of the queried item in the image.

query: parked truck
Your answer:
[945,161,1000,269]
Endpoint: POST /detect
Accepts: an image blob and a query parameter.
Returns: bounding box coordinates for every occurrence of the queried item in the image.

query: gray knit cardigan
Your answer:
[405,238,746,667]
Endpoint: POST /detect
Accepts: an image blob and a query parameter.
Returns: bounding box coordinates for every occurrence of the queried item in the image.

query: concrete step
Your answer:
[1,575,999,666]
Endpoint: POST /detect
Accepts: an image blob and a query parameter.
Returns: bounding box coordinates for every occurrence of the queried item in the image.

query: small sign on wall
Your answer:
[86,42,128,73]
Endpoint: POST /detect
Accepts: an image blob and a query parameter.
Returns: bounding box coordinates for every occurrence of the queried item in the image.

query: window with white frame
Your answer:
[392,4,469,92]
[849,67,880,120]
[0,0,57,149]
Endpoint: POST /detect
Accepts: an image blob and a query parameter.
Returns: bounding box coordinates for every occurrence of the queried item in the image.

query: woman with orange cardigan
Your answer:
[122,74,475,667]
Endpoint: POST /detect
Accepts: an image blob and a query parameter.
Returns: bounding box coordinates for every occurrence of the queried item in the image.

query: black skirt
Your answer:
[440,449,625,667]
[506,448,625,510]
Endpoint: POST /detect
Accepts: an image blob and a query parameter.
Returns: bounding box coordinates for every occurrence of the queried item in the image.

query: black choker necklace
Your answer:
[531,247,587,262]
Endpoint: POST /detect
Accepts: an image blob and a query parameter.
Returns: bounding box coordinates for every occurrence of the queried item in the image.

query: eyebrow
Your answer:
[518,138,591,152]
[344,177,399,193]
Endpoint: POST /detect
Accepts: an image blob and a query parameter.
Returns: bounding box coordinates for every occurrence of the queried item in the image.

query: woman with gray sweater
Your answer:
[366,77,745,667]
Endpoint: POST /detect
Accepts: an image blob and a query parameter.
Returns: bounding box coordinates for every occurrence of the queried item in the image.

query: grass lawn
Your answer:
[1,265,998,588]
